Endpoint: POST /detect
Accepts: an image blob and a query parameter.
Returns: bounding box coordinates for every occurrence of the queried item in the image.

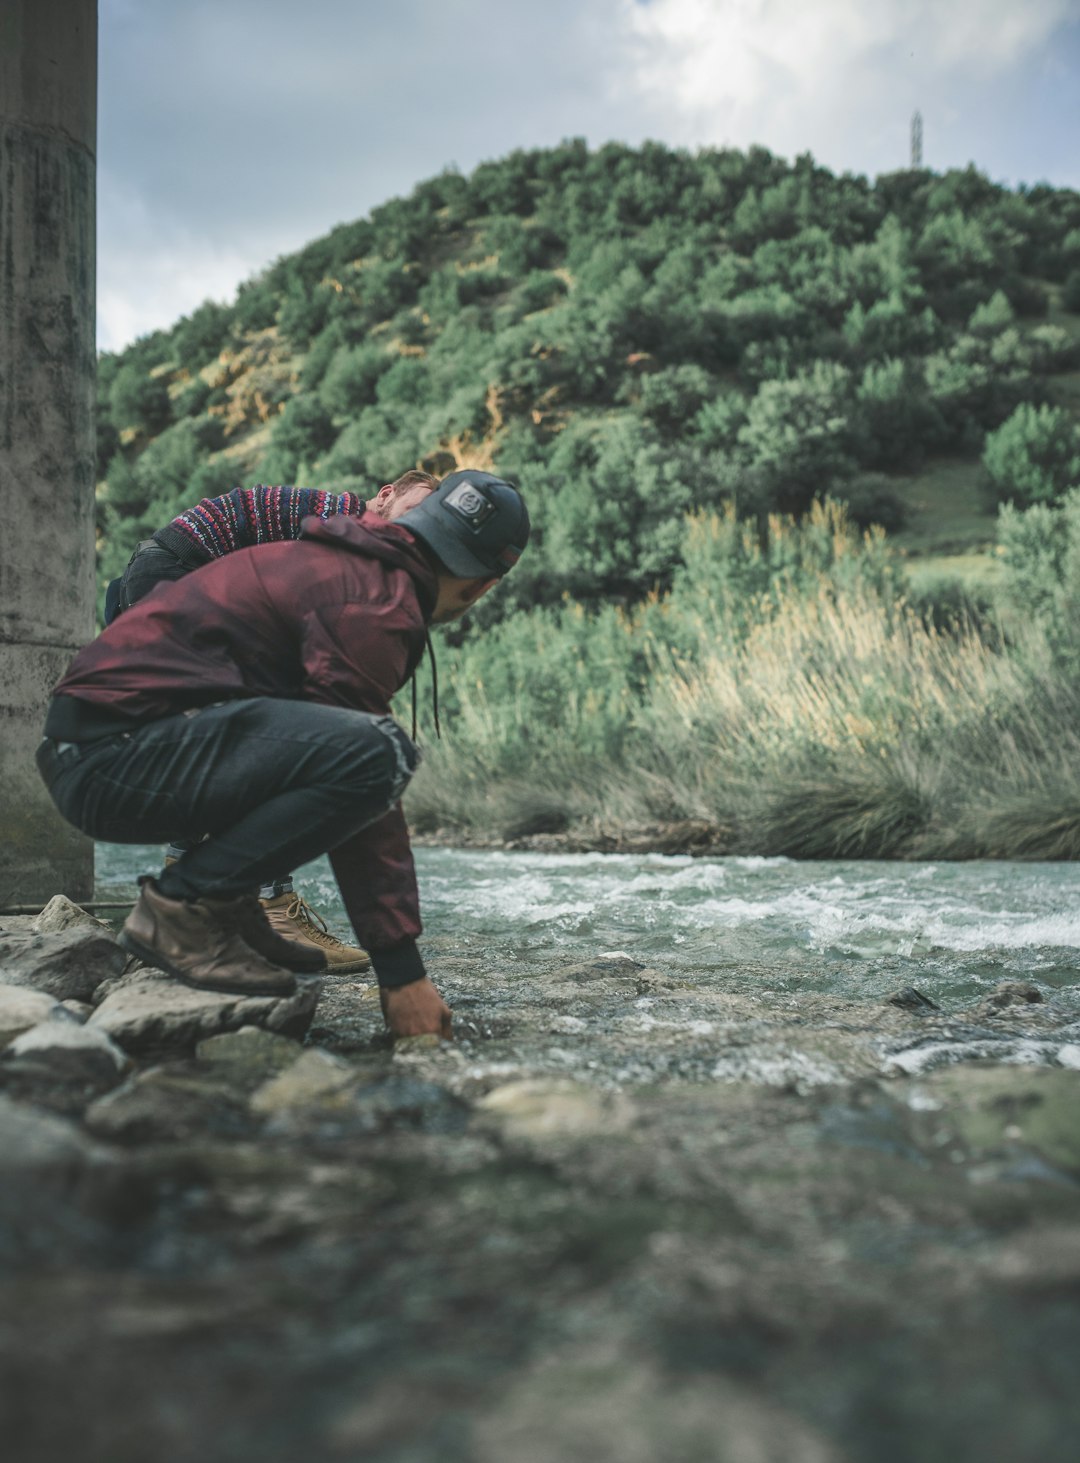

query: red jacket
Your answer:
[47,512,438,969]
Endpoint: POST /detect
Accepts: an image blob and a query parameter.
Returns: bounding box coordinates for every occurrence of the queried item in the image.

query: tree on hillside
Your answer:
[736,360,856,514]
[983,403,1080,508]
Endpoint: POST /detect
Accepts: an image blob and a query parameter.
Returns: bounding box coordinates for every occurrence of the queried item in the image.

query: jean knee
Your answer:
[373,717,421,804]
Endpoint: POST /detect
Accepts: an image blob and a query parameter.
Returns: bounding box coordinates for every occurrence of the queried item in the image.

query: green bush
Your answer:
[983,403,1080,507]
[736,360,856,513]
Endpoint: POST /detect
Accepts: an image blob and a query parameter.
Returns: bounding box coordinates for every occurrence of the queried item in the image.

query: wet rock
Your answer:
[478,1078,635,1140]
[5,1018,128,1076]
[303,978,381,1053]
[61,999,93,1022]
[593,951,647,970]
[196,1026,304,1088]
[85,1066,254,1144]
[251,1051,468,1136]
[89,971,322,1054]
[393,1032,443,1055]
[470,1342,842,1463]
[0,1094,137,1262]
[0,1093,116,1180]
[347,1074,469,1135]
[32,894,110,935]
[249,1048,356,1116]
[0,1018,130,1114]
[913,1066,1080,1177]
[976,981,1045,1018]
[0,985,66,1046]
[0,926,127,1002]
[886,986,941,1013]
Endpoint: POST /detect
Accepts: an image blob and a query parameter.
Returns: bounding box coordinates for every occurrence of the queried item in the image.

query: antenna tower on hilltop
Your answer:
[911,110,923,168]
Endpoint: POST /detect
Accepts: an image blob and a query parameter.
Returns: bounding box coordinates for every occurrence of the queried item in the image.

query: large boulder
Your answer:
[0,926,127,1002]
[89,971,322,1054]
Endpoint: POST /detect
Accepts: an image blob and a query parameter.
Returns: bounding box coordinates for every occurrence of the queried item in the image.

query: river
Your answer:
[97,844,1080,1006]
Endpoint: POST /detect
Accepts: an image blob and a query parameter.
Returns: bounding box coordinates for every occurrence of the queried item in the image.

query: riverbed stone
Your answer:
[249,1048,356,1116]
[89,971,323,1054]
[5,1016,128,1072]
[196,1026,304,1087]
[0,926,127,1002]
[32,894,110,935]
[469,1342,842,1463]
[0,933,121,998]
[915,1065,1080,1176]
[0,1093,137,1263]
[0,1093,116,1180]
[0,984,65,1046]
[0,1018,131,1113]
[85,1065,255,1144]
[478,1078,635,1140]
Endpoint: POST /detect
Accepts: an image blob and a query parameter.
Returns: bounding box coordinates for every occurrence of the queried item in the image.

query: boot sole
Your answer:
[321,957,372,975]
[118,930,297,999]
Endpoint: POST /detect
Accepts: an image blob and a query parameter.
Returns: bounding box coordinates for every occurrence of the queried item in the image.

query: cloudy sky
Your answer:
[97,0,1080,353]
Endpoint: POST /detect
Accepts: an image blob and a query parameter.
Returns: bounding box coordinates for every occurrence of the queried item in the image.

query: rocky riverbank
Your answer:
[2,893,1080,1462]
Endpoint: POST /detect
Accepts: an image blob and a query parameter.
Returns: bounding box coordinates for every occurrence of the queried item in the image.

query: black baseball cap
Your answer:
[396,469,530,579]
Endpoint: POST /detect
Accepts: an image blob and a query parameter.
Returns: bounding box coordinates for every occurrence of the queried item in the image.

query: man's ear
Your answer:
[372,484,395,509]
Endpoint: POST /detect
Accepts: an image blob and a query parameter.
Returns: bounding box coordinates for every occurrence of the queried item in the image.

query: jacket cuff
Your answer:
[371,939,426,989]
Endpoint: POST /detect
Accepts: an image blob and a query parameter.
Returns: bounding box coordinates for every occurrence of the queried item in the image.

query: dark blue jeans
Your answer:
[37,698,419,901]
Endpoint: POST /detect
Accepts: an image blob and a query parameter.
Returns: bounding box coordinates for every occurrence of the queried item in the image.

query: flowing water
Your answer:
[97,844,1080,1007]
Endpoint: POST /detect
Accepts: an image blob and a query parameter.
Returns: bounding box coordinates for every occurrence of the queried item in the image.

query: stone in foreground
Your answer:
[0,985,67,1047]
[89,970,322,1054]
[0,926,128,1002]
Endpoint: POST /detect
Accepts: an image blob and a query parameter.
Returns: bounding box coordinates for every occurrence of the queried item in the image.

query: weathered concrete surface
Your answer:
[0,0,97,903]
[1,927,1079,1462]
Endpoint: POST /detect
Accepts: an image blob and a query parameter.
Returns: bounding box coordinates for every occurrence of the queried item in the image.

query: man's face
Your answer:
[371,483,433,520]
[430,575,498,625]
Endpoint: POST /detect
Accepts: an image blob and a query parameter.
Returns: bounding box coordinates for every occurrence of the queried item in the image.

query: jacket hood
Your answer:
[300,509,438,614]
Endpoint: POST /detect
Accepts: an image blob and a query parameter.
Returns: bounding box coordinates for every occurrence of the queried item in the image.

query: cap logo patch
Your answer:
[444,483,496,533]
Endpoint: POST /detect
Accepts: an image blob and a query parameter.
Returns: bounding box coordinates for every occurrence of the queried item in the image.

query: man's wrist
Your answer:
[371,939,426,989]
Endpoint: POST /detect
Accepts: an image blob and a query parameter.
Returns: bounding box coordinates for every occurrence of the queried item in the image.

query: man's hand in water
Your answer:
[380,977,453,1039]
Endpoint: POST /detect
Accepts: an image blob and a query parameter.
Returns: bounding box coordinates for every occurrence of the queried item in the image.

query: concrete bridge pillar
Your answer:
[0,0,98,904]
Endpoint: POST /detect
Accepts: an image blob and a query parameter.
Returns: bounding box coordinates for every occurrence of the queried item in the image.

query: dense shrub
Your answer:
[983,403,1080,507]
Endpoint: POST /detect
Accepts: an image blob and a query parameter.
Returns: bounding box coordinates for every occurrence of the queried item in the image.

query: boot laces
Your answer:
[284,895,346,949]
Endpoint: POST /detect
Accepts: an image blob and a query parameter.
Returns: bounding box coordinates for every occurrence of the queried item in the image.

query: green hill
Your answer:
[97,140,1080,610]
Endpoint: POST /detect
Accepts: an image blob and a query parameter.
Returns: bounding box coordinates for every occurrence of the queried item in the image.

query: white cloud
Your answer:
[617,0,1074,158]
[96,173,268,352]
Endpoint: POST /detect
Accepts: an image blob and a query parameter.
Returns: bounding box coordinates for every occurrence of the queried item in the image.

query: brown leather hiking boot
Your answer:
[260,892,372,974]
[119,880,297,997]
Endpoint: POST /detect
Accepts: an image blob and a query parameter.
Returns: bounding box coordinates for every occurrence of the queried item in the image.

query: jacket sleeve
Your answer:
[301,599,427,985]
[329,806,426,988]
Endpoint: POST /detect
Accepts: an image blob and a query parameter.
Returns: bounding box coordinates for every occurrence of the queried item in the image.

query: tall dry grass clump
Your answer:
[407,499,1080,859]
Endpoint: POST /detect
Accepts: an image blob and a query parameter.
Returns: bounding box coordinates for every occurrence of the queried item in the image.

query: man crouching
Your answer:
[36,471,529,1039]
